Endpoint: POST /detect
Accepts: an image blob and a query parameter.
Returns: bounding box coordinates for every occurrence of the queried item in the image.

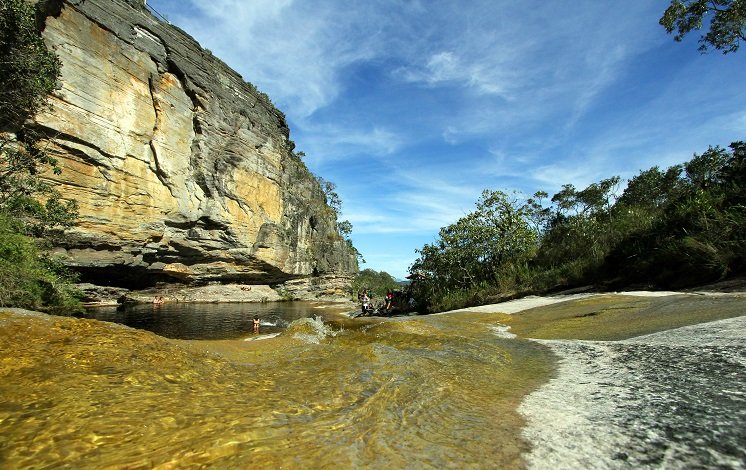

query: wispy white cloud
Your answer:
[395,49,518,99]
[299,125,406,166]
[342,164,485,236]
[171,0,387,116]
[165,0,662,145]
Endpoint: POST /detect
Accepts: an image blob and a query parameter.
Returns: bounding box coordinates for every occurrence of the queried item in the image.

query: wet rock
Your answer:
[118,283,282,304]
[520,316,746,469]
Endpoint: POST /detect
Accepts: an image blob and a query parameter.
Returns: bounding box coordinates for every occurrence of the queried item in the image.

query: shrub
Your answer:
[0,214,81,311]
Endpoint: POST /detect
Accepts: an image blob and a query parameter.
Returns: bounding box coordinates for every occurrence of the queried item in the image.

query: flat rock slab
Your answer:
[123,284,282,303]
[520,315,746,469]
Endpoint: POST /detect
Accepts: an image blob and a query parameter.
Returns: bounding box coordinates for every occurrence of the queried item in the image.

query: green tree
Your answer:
[531,176,624,289]
[337,219,352,238]
[412,142,745,310]
[1,0,61,130]
[411,190,537,293]
[523,190,551,235]
[660,0,746,53]
[1,0,77,236]
[315,175,342,215]
[313,173,362,263]
[0,214,80,311]
[0,137,78,236]
[605,142,745,288]
[551,177,620,218]
[617,165,684,211]
[0,0,80,310]
[684,144,734,188]
[351,268,399,299]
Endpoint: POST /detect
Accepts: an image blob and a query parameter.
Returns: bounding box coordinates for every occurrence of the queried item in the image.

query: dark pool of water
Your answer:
[73,302,329,340]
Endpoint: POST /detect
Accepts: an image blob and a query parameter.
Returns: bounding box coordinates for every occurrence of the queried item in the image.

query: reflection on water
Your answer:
[0,310,553,468]
[71,302,341,339]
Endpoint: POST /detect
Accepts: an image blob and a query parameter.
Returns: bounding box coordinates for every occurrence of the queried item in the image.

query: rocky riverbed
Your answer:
[455,291,746,469]
[0,291,743,468]
[521,315,745,469]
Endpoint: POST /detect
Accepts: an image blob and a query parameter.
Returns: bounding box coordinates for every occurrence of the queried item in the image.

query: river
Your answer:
[72,301,351,339]
[0,306,552,468]
[0,293,744,468]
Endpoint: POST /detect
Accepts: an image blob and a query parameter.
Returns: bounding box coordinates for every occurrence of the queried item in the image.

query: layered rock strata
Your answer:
[31,0,357,288]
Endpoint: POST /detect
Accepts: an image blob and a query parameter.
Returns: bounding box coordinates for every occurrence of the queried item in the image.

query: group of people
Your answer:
[358,289,397,315]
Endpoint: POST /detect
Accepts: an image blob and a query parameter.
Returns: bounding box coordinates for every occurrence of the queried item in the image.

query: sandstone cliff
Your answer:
[30,0,357,288]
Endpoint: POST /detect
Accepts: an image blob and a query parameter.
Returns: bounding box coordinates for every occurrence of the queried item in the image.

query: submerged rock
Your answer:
[3,293,741,468]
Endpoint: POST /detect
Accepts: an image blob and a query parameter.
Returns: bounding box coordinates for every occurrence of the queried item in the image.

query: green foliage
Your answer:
[0,0,77,236]
[660,0,746,53]
[313,172,363,264]
[0,0,80,311]
[337,219,352,237]
[0,137,79,236]
[315,175,343,215]
[274,286,294,301]
[412,142,746,312]
[0,214,81,311]
[410,190,537,309]
[351,268,399,299]
[0,0,61,130]
[616,165,684,210]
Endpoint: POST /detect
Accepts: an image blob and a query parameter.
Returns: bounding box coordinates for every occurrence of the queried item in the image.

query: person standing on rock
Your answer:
[361,293,370,315]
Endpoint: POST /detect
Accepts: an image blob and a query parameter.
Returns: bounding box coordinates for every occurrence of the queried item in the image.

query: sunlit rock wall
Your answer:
[31,0,357,287]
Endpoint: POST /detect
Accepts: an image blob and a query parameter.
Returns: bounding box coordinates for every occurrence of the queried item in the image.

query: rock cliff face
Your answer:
[31,0,357,288]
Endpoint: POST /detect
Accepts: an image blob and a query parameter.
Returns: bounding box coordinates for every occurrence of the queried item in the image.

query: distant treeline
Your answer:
[410,141,745,312]
[352,268,400,299]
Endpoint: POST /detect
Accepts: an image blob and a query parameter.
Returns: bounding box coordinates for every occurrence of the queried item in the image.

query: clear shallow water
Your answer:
[72,301,340,339]
[0,310,552,468]
[3,296,743,468]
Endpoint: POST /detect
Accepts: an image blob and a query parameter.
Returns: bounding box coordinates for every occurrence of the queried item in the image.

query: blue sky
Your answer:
[148,0,745,279]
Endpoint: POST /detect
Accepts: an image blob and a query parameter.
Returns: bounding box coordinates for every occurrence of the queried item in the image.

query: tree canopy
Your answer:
[410,190,537,306]
[352,268,399,298]
[660,0,746,53]
[411,142,746,313]
[0,0,60,130]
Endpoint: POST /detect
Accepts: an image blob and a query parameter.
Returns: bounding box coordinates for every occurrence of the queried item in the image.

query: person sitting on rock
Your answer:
[385,290,394,311]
